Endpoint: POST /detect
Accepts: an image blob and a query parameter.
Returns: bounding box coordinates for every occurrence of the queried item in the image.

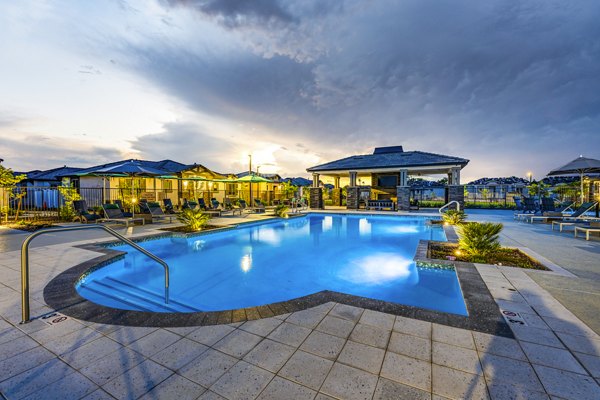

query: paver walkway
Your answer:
[0,212,599,399]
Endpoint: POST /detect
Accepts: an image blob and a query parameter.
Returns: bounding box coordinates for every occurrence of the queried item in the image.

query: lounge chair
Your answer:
[515,197,538,220]
[574,221,600,240]
[163,198,177,214]
[113,199,133,217]
[73,200,101,223]
[198,198,209,211]
[211,199,241,216]
[140,201,176,223]
[253,199,266,213]
[551,202,599,231]
[182,199,198,210]
[100,203,145,227]
[238,199,260,214]
[526,200,575,223]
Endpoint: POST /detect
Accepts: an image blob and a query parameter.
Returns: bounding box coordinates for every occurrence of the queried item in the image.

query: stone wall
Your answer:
[447,185,465,209]
[396,186,411,211]
[309,187,324,209]
[346,187,360,209]
[331,188,343,206]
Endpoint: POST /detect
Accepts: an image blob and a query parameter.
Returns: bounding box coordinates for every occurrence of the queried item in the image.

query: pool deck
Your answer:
[1,210,599,399]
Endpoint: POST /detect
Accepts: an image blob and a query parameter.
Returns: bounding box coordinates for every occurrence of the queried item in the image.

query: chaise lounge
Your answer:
[100,203,145,227]
[550,202,599,232]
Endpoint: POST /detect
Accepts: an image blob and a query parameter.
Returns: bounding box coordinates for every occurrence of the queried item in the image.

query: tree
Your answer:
[0,164,27,222]
[57,183,82,221]
[479,188,490,202]
[280,181,297,200]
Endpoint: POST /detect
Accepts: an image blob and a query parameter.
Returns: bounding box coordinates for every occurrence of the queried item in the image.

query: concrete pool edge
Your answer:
[43,227,513,338]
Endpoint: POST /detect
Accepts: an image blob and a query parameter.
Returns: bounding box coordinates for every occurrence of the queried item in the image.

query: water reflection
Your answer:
[340,252,418,285]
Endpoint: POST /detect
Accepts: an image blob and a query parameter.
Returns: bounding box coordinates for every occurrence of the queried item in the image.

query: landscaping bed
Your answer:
[1,220,56,232]
[159,225,224,234]
[428,241,548,270]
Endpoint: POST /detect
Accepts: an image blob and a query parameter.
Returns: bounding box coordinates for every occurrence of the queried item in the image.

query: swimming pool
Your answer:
[76,214,467,315]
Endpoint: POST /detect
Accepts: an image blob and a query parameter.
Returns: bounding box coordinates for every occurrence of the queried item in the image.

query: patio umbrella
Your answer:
[92,161,175,217]
[236,174,273,206]
[547,156,600,204]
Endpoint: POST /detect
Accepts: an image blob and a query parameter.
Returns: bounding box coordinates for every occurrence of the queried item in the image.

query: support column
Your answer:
[312,173,320,188]
[349,171,357,187]
[331,176,342,206]
[396,169,410,211]
[346,187,360,209]
[447,167,464,209]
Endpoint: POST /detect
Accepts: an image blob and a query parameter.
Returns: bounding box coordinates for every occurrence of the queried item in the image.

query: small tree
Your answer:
[57,183,82,221]
[176,209,210,231]
[0,164,27,222]
[458,222,503,262]
[442,210,466,225]
[274,204,289,218]
[280,181,297,200]
[479,188,490,203]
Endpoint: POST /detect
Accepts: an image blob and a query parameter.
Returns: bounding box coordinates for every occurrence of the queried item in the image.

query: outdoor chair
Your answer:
[140,201,176,223]
[198,198,209,210]
[550,202,599,231]
[163,198,177,214]
[515,197,538,220]
[99,203,145,227]
[574,221,600,241]
[73,200,101,223]
[238,199,260,214]
[211,199,241,216]
[526,201,575,223]
[254,199,266,213]
[182,199,198,210]
[113,199,133,217]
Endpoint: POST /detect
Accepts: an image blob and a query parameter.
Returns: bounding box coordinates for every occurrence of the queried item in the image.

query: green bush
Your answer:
[458,222,503,262]
[441,210,466,225]
[176,209,210,231]
[274,204,289,218]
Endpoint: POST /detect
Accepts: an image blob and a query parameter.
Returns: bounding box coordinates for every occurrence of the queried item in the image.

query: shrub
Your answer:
[274,204,289,218]
[176,209,210,231]
[442,210,466,225]
[458,222,503,262]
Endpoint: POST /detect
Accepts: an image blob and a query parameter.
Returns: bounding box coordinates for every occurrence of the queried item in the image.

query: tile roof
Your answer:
[58,159,189,177]
[307,147,469,172]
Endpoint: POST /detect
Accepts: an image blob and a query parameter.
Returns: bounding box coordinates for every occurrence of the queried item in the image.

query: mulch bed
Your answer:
[428,242,548,270]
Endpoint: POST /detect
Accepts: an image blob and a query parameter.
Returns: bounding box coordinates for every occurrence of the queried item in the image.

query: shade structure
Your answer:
[547,156,600,203]
[236,174,273,183]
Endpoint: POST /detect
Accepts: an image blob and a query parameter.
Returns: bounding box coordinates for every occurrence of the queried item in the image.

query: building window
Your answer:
[226,183,237,196]
[163,180,173,193]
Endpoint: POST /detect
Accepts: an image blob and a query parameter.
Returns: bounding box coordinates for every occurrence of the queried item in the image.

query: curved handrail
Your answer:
[20,225,169,323]
[439,200,461,214]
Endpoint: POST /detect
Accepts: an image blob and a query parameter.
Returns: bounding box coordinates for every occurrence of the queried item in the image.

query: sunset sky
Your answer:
[1,0,599,182]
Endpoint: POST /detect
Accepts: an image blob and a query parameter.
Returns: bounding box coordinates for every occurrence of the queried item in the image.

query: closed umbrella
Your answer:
[547,156,600,204]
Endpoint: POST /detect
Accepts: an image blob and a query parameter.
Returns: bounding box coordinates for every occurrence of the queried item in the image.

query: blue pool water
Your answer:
[77,214,467,315]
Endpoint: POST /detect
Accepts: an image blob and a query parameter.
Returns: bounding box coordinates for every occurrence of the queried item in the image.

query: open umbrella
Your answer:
[236,174,272,206]
[547,156,600,204]
[91,160,175,216]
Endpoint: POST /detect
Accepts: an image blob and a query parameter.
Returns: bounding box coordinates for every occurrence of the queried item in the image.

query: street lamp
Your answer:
[527,172,533,183]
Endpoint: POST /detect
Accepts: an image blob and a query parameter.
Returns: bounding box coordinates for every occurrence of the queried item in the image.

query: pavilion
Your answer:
[306,146,469,210]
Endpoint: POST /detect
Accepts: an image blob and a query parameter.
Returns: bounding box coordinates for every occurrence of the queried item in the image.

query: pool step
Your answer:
[103,277,201,312]
[80,278,197,313]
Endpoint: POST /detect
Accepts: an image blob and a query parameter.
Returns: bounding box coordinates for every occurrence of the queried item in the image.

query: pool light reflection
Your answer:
[241,254,252,272]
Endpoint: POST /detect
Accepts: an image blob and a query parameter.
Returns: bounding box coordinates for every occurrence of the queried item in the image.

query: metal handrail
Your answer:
[439,200,461,214]
[20,225,169,324]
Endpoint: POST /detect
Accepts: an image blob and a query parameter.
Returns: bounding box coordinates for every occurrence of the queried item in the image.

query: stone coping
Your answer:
[43,214,512,338]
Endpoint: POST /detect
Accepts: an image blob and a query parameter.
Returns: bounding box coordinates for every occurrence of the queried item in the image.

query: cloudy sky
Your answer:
[1,0,599,182]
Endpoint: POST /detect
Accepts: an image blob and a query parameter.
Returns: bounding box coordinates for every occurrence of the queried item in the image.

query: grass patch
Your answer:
[429,242,548,270]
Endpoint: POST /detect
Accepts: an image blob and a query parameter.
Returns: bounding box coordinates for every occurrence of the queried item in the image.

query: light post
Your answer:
[527,172,533,183]
[248,154,253,205]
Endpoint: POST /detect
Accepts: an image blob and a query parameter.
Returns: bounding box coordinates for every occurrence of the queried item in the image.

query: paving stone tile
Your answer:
[286,308,327,329]
[139,374,205,400]
[213,329,263,358]
[487,383,549,400]
[480,353,544,392]
[521,341,586,374]
[128,329,181,357]
[495,299,535,315]
[279,350,333,390]
[0,345,55,381]
[0,358,76,400]
[321,363,378,400]
[433,341,482,375]
[542,316,599,338]
[380,351,431,392]
[22,371,98,400]
[60,336,124,370]
[314,394,336,400]
[574,352,600,378]
[29,318,88,343]
[0,324,24,345]
[394,316,432,339]
[0,334,39,359]
[198,391,227,400]
[102,359,173,400]
[329,303,364,322]
[316,315,355,339]
[510,325,564,348]
[388,331,431,361]
[533,364,600,400]
[212,361,274,400]
[179,348,238,388]
[349,323,390,349]
[80,389,116,400]
[256,376,316,400]
[267,321,312,347]
[300,330,346,360]
[187,324,236,346]
[108,326,158,346]
[239,317,282,336]
[309,302,336,315]
[472,331,527,361]
[243,338,296,373]
[337,340,385,374]
[88,322,122,336]
[151,337,209,371]
[432,364,489,400]
[359,309,395,330]
[79,348,147,386]
[432,324,475,349]
[519,313,550,330]
[373,377,431,400]
[556,332,600,356]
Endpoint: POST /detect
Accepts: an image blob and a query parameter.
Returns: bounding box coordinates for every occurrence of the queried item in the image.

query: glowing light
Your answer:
[341,253,416,285]
[191,240,205,251]
[385,225,420,234]
[455,250,462,256]
[359,218,371,235]
[322,216,333,231]
[241,254,252,272]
